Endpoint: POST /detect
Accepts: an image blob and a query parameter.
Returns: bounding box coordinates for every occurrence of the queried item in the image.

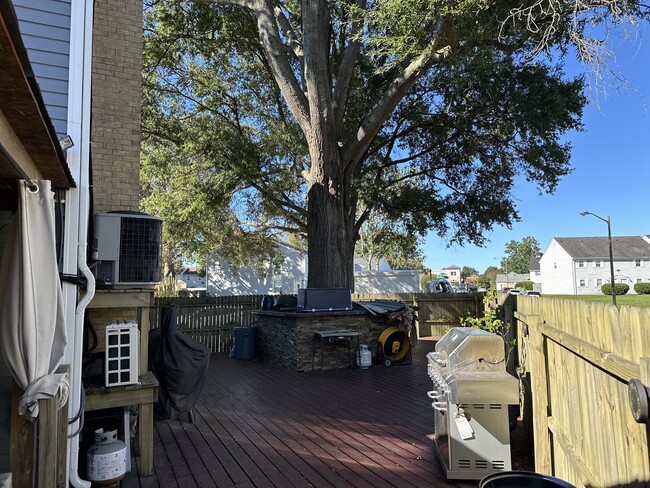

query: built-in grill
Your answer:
[427,327,519,480]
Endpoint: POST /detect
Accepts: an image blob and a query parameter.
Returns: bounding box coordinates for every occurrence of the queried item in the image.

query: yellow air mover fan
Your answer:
[377,326,411,367]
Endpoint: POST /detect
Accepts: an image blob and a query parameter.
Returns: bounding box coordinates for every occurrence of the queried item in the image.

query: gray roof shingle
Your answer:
[555,236,650,259]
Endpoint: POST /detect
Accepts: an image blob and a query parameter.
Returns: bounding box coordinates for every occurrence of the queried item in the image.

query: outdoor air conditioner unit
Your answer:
[105,321,140,387]
[92,212,162,288]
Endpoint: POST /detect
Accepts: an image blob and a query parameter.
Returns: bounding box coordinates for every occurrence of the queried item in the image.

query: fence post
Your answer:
[528,314,552,474]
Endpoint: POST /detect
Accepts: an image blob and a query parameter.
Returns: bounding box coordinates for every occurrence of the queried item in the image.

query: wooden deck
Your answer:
[122,339,532,488]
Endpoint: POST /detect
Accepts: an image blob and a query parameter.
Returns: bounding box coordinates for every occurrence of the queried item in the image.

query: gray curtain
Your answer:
[0,180,69,420]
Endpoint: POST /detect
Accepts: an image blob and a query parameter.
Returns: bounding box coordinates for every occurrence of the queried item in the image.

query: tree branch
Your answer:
[341,16,457,170]
[302,0,335,143]
[333,0,366,135]
[273,2,304,62]
[204,0,310,134]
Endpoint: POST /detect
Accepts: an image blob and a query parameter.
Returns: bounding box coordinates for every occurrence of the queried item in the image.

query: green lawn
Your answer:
[546,294,650,308]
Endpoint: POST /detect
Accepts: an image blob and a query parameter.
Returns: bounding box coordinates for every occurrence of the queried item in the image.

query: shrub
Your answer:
[515,280,534,290]
[601,283,630,296]
[634,283,650,294]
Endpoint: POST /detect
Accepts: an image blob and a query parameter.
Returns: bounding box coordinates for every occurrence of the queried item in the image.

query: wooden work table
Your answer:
[84,372,159,476]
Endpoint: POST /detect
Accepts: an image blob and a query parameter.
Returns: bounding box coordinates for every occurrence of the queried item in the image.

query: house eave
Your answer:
[0,2,75,191]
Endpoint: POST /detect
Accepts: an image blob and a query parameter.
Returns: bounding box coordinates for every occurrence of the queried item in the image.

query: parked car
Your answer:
[477,287,488,292]
[522,290,541,297]
[425,279,454,293]
[508,288,521,295]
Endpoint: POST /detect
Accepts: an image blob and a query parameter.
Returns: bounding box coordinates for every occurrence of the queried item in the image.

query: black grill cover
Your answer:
[149,306,211,420]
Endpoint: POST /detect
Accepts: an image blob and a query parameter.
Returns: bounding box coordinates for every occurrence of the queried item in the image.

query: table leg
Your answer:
[139,402,154,476]
[320,337,325,372]
[356,333,361,371]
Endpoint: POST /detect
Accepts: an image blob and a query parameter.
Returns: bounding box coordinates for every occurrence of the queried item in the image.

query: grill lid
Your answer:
[433,327,506,371]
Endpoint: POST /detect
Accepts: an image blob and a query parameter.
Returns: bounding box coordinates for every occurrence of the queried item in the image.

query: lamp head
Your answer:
[580,211,588,216]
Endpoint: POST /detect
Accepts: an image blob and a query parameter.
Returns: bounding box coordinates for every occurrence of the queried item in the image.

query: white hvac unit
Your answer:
[105,321,140,387]
[92,212,162,288]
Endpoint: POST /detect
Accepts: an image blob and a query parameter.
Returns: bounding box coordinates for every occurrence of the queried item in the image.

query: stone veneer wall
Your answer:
[254,312,395,371]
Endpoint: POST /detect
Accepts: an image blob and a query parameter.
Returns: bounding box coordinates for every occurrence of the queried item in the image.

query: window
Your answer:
[579,279,587,287]
[578,261,585,268]
[635,259,642,267]
[596,279,602,286]
[638,279,643,283]
[595,260,602,268]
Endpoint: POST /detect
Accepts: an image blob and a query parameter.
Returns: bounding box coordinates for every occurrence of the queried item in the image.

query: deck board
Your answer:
[122,339,532,487]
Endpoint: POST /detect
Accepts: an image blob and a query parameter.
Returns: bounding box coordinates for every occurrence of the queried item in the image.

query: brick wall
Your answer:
[91,0,143,213]
[254,312,397,372]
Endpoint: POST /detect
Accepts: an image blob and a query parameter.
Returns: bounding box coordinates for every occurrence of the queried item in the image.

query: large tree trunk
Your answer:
[306,141,356,289]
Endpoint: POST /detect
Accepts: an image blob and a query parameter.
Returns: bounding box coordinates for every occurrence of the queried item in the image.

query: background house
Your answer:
[207,242,308,296]
[540,236,650,295]
[177,267,206,289]
[207,243,422,296]
[495,272,530,291]
[529,255,542,292]
[442,265,462,285]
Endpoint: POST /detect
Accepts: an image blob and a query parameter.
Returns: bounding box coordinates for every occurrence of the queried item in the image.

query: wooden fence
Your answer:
[151,293,484,353]
[151,295,263,352]
[353,292,483,337]
[512,296,650,487]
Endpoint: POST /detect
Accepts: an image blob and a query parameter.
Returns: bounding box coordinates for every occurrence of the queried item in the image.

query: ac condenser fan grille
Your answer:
[119,217,162,283]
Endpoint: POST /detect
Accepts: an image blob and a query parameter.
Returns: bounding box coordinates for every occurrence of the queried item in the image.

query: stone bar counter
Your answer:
[253,310,393,371]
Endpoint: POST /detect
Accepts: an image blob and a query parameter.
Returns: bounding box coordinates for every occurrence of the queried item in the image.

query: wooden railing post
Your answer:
[10,383,34,487]
[37,364,70,488]
[527,314,552,474]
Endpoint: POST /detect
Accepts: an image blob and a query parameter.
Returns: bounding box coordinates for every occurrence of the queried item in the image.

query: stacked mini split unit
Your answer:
[92,212,162,387]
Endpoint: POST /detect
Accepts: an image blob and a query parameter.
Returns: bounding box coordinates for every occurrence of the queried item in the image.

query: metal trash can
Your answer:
[480,471,575,488]
[234,327,256,360]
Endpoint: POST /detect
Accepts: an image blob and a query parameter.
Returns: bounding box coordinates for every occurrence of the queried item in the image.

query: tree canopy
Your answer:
[141,0,648,286]
[501,236,541,274]
[461,266,479,280]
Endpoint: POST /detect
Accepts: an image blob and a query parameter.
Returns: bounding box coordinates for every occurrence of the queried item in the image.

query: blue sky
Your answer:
[423,30,650,274]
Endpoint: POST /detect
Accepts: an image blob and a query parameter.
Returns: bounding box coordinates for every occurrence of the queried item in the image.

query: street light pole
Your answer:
[580,211,616,306]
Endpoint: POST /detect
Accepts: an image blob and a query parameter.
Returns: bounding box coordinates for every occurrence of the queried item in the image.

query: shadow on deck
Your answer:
[123,338,532,488]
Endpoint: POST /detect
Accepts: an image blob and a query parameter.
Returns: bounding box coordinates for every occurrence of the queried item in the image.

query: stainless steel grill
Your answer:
[427,327,519,480]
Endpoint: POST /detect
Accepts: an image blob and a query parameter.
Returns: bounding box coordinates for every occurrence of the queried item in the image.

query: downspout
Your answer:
[64,0,94,486]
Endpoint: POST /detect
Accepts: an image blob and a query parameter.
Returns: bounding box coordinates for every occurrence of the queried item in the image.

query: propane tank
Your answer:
[86,428,127,486]
[356,344,372,369]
